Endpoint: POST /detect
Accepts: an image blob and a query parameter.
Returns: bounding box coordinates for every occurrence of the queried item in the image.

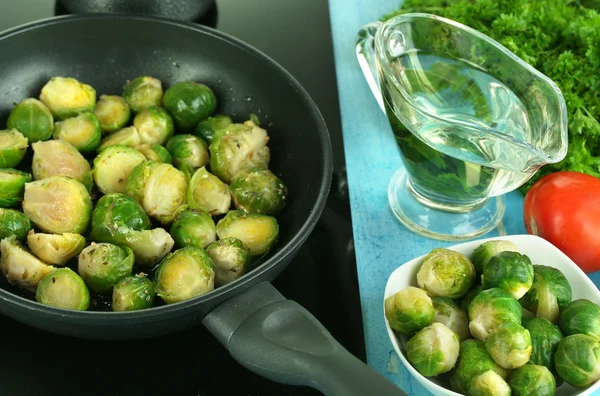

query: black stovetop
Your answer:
[0,0,364,395]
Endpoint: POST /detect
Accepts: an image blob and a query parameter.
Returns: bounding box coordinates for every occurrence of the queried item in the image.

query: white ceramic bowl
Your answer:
[383,234,600,396]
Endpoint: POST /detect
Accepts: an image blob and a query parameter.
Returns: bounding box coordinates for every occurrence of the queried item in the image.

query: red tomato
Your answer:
[524,171,600,273]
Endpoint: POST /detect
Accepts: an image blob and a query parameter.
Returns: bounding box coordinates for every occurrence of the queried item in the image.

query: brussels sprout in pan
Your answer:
[431,296,470,342]
[482,251,534,300]
[98,126,142,151]
[162,81,217,130]
[0,235,54,289]
[27,230,85,266]
[470,239,519,276]
[508,364,556,396]
[230,168,288,216]
[94,95,131,133]
[122,76,163,113]
[194,114,233,144]
[554,334,600,388]
[468,370,511,396]
[0,208,31,241]
[92,145,146,194]
[133,106,174,146]
[468,287,522,341]
[406,322,460,377]
[522,317,563,382]
[0,129,28,168]
[36,267,90,311]
[416,248,476,299]
[485,321,532,369]
[520,265,572,324]
[558,299,600,339]
[31,139,93,191]
[170,210,216,249]
[135,143,172,164]
[78,243,134,294]
[112,274,155,312]
[206,237,250,286]
[216,210,278,256]
[0,169,31,208]
[6,98,54,142]
[53,112,102,153]
[39,77,96,120]
[384,286,434,335]
[166,134,209,172]
[187,166,231,216]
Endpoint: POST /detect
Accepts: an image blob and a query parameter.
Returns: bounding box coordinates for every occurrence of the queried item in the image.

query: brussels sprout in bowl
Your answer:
[383,234,600,396]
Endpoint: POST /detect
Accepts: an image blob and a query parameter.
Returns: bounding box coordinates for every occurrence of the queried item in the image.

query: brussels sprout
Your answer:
[187,166,231,216]
[522,317,564,379]
[31,139,93,191]
[162,81,217,130]
[194,114,233,143]
[432,296,470,341]
[482,251,534,300]
[165,134,208,173]
[132,106,174,146]
[23,176,92,235]
[53,112,102,153]
[0,169,31,208]
[416,248,476,299]
[485,321,532,369]
[216,210,278,256]
[112,274,155,312]
[92,145,146,194]
[6,98,54,142]
[0,235,54,289]
[94,95,131,133]
[126,161,188,225]
[470,240,520,276]
[469,370,511,396]
[135,143,172,164]
[468,288,522,341]
[450,339,510,394]
[0,129,28,168]
[406,322,460,377]
[122,76,163,113]
[98,126,142,151]
[209,120,271,183]
[554,334,600,388]
[507,365,556,396]
[170,210,216,249]
[520,265,572,324]
[558,299,600,339]
[36,268,89,310]
[27,230,85,266]
[39,77,96,120]
[206,237,250,286]
[0,208,31,241]
[460,284,484,312]
[384,286,435,335]
[230,168,288,216]
[154,246,215,304]
[77,243,134,294]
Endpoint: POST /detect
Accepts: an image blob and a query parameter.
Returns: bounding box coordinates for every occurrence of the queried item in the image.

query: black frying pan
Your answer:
[0,15,406,396]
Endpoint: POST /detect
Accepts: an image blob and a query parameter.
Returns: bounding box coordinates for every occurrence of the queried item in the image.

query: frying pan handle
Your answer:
[203,282,407,396]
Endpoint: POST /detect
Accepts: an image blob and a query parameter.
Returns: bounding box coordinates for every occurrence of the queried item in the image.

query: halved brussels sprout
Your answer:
[468,287,522,341]
[122,76,163,113]
[166,134,209,174]
[36,267,90,310]
[406,322,460,377]
[27,230,85,266]
[469,370,511,396]
[507,365,556,396]
[135,143,172,163]
[522,317,564,381]
[482,251,534,300]
[94,95,131,133]
[133,106,174,145]
[470,240,520,276]
[417,248,476,299]
[0,169,31,208]
[559,299,600,339]
[187,166,231,216]
[22,176,92,235]
[194,114,233,143]
[92,145,146,194]
[39,77,96,120]
[206,237,250,286]
[216,210,278,256]
[170,210,216,249]
[162,81,217,130]
[112,274,155,312]
[98,126,142,151]
[0,208,31,241]
[0,235,54,289]
[78,243,134,294]
[520,265,572,324]
[7,98,54,142]
[384,286,435,335]
[230,168,288,216]
[485,321,532,369]
[432,296,470,341]
[53,112,102,153]
[554,334,600,388]
[0,129,28,168]
[31,139,93,191]
[154,246,215,304]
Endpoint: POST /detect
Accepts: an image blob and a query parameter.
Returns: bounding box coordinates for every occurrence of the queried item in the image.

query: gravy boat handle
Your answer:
[356,21,386,114]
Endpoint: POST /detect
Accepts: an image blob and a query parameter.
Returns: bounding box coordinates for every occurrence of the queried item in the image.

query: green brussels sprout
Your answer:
[52,112,102,153]
[507,365,556,396]
[78,243,134,294]
[485,321,532,369]
[384,286,435,335]
[31,139,93,191]
[126,161,188,225]
[92,145,146,194]
[27,230,85,266]
[162,81,217,130]
[39,77,96,120]
[468,370,511,396]
[22,176,92,235]
[406,322,460,377]
[0,208,31,241]
[206,237,250,286]
[170,210,216,249]
[520,265,572,324]
[216,210,278,256]
[522,317,564,380]
[187,166,231,216]
[209,120,270,183]
[135,143,172,164]
[6,98,54,142]
[165,134,209,173]
[132,106,174,146]
[94,95,131,133]
[0,235,54,289]
[194,114,233,143]
[112,274,155,312]
[36,267,89,310]
[482,251,534,300]
[230,168,288,216]
[460,284,484,312]
[0,129,28,168]
[558,299,600,339]
[416,248,476,299]
[432,296,470,341]
[0,169,31,208]
[450,339,511,394]
[470,240,520,276]
[554,334,600,388]
[98,126,142,151]
[122,76,163,113]
[154,246,215,304]
[468,288,522,341]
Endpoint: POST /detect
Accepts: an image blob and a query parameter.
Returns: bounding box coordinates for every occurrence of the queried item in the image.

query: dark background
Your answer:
[0,0,365,395]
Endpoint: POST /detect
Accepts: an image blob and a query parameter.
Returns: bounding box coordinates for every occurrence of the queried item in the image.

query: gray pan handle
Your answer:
[203,282,407,396]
